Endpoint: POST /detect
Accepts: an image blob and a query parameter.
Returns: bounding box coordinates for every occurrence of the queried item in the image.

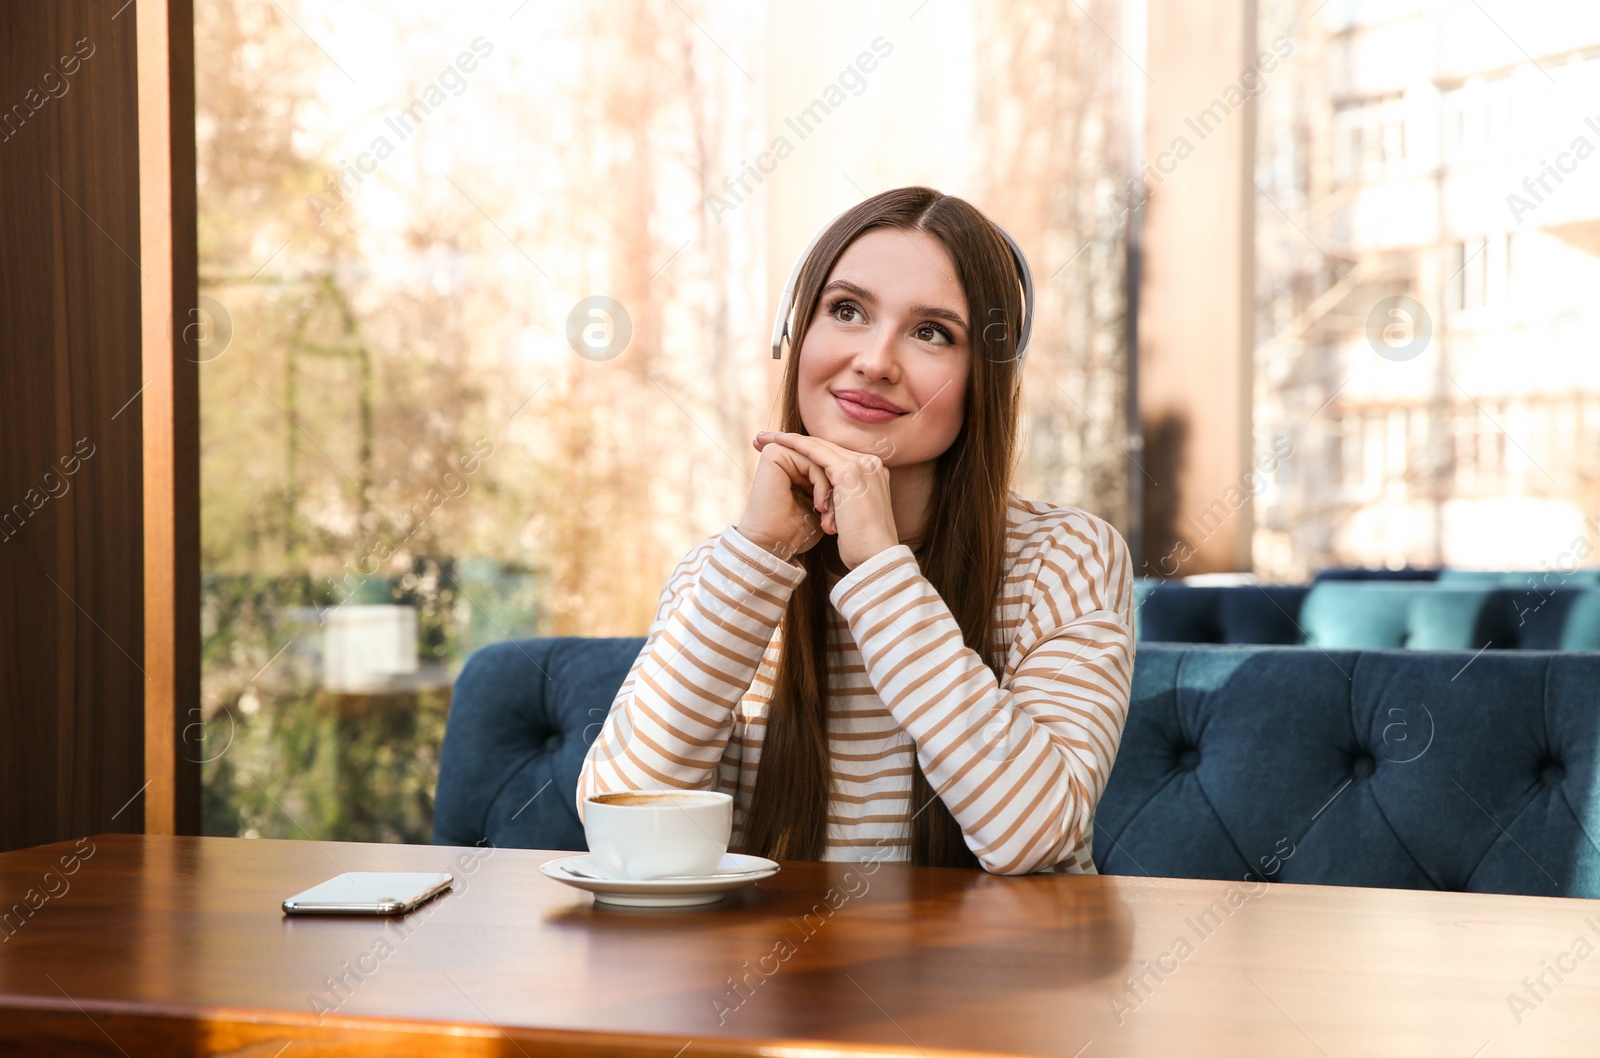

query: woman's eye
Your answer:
[915,322,954,345]
[828,299,862,323]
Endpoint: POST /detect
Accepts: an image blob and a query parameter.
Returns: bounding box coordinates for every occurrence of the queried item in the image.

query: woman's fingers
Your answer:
[772,444,830,513]
[763,441,811,487]
[761,432,868,510]
[756,431,848,475]
[762,443,836,537]
[790,448,832,516]
[757,432,854,535]
[757,432,843,479]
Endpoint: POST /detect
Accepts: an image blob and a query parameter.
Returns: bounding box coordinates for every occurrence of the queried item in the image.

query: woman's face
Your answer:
[796,227,971,467]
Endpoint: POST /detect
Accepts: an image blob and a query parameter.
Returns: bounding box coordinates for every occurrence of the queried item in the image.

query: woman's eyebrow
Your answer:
[908,300,966,329]
[825,276,876,300]
[822,279,968,333]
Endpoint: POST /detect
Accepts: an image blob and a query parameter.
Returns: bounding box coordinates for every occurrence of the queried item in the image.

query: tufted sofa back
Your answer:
[1134,583,1309,644]
[1134,581,1600,651]
[1095,645,1600,897]
[1310,567,1438,582]
[434,636,639,853]
[434,638,1600,898]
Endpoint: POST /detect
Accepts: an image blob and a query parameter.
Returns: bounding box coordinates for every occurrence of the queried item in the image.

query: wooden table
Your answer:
[2,835,1598,1056]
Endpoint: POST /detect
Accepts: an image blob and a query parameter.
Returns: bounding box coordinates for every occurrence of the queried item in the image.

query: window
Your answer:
[1331,94,1409,184]
[1448,234,1514,317]
[1257,12,1600,575]
[194,0,1135,842]
[1452,408,1478,492]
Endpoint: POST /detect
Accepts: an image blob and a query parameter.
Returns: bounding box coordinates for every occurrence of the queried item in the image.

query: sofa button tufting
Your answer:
[1176,747,1200,771]
[1541,761,1566,787]
[1351,754,1375,779]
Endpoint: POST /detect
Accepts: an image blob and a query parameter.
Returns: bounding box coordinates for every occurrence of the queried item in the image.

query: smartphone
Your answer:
[282,871,454,915]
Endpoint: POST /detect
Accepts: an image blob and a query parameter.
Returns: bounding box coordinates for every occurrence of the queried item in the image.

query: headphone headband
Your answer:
[769,203,1035,364]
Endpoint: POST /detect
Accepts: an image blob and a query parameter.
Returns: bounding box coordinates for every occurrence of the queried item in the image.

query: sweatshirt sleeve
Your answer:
[576,525,807,821]
[828,513,1135,875]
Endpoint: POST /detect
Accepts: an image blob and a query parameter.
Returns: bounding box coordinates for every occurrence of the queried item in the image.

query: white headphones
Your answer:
[768,204,1035,364]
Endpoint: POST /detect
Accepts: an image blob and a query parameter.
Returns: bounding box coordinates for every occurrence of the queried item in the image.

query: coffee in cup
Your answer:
[583,789,733,880]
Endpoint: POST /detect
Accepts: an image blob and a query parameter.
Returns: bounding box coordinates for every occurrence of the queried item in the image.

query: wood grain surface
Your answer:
[1,834,1597,1056]
[135,0,201,840]
[0,0,151,854]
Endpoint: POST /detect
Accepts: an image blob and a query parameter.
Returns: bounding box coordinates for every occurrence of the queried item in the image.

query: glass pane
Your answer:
[1253,3,1600,574]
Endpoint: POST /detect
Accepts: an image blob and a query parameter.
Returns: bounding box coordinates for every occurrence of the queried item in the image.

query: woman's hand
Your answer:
[735,434,831,565]
[750,431,899,570]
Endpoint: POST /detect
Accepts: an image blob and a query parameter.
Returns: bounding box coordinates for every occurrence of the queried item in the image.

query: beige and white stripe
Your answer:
[577,490,1136,875]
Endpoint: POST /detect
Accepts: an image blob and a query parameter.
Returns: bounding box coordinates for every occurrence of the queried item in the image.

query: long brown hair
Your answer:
[735,186,1025,869]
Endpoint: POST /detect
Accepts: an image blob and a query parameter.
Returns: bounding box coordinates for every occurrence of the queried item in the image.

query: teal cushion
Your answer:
[1301,584,1511,649]
[1406,588,1512,650]
[1300,584,1416,648]
[1558,593,1600,649]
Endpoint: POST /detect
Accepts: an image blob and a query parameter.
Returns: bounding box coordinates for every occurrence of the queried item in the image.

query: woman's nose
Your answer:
[851,327,899,378]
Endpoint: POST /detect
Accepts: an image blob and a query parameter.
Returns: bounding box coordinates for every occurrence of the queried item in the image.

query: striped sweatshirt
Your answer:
[576,489,1136,875]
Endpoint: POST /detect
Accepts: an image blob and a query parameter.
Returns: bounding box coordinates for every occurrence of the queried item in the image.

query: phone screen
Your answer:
[282,871,454,915]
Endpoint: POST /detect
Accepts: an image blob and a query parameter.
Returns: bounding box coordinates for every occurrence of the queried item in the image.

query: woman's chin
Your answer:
[799,409,906,460]
[822,425,882,452]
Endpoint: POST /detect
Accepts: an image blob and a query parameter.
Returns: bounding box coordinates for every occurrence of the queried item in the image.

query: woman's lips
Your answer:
[834,393,907,424]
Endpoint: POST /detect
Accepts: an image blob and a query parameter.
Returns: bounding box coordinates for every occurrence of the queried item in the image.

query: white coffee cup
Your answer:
[582,790,734,880]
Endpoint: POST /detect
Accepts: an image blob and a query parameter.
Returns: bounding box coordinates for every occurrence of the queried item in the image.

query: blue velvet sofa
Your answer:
[1133,581,1600,650]
[1133,583,1309,644]
[434,638,1600,899]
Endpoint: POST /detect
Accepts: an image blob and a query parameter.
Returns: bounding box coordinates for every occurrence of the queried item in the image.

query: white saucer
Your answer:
[539,853,780,907]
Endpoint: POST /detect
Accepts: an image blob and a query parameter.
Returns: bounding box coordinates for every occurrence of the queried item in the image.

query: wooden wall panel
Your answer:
[139,0,200,837]
[0,1,199,851]
[1137,0,1258,576]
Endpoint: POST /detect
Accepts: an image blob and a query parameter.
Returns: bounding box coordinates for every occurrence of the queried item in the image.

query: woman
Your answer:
[577,186,1134,875]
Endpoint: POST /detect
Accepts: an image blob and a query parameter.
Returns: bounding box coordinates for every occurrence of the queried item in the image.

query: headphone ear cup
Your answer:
[771,291,795,359]
[989,220,1033,365]
[773,207,847,360]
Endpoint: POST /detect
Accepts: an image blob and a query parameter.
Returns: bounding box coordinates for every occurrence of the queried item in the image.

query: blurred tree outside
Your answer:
[974,0,1134,531]
[194,0,769,840]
